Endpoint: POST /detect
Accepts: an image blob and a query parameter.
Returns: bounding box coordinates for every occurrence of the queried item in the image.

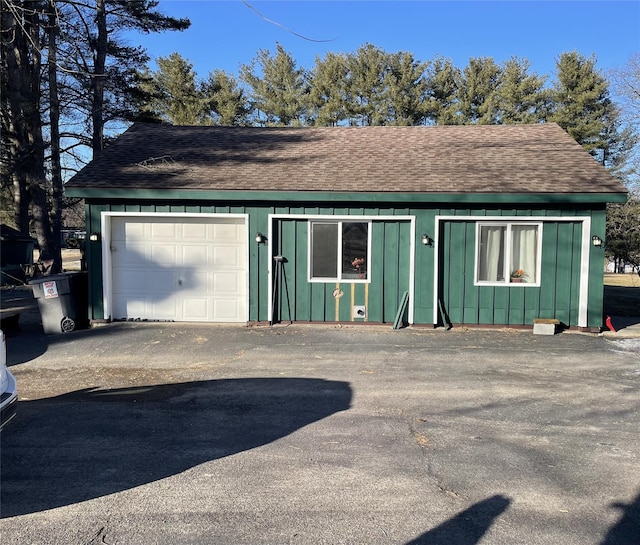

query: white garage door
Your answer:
[110,215,247,322]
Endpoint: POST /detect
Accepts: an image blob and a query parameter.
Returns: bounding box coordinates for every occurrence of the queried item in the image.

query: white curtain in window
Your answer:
[511,225,537,282]
[479,226,505,281]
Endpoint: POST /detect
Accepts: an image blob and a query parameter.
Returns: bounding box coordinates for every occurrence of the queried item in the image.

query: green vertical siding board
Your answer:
[554,223,574,325]
[588,210,606,327]
[87,203,108,320]
[463,222,479,324]
[295,221,311,321]
[258,207,272,322]
[413,209,435,325]
[539,223,558,318]
[398,222,411,294]
[278,220,297,321]
[310,281,326,321]
[569,222,582,325]
[446,222,466,323]
[367,222,385,322]
[524,288,541,324]
[478,287,495,323]
[324,283,337,321]
[247,207,257,321]
[437,222,450,326]
[338,284,352,322]
[396,222,411,323]
[383,222,400,322]
[508,286,526,324]
[247,206,260,321]
[492,288,509,324]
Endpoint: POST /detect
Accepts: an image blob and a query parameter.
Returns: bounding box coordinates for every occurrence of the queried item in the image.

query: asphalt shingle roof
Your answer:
[65,122,627,195]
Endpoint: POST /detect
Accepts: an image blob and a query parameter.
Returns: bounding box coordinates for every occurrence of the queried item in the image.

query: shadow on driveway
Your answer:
[0,377,352,518]
[405,494,511,545]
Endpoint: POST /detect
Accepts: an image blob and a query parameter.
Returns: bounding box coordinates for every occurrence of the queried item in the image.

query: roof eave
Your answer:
[64,187,628,205]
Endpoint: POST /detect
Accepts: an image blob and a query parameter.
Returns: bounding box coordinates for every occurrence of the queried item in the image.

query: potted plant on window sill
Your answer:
[510,269,527,283]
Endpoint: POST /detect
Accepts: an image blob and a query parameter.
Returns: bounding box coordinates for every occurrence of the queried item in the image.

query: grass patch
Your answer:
[603,274,640,317]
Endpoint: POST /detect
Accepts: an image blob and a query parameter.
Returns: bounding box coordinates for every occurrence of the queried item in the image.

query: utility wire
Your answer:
[240,0,336,43]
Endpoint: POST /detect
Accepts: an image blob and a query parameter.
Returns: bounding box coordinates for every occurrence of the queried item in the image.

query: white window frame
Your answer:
[308,220,372,283]
[474,221,543,287]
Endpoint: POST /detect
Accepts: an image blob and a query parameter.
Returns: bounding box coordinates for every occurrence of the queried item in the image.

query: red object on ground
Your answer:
[605,315,616,332]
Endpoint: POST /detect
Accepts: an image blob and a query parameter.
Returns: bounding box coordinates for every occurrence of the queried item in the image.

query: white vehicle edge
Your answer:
[0,329,18,430]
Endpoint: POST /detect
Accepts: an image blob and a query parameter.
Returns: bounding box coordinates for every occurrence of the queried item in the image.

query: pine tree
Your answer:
[344,44,390,126]
[203,69,251,126]
[424,56,461,125]
[145,52,209,125]
[308,52,349,126]
[457,57,502,125]
[497,57,549,124]
[550,52,611,154]
[551,51,636,175]
[384,51,428,126]
[241,44,309,126]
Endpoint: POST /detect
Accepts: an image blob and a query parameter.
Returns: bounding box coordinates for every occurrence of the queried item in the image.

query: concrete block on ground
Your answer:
[534,318,559,335]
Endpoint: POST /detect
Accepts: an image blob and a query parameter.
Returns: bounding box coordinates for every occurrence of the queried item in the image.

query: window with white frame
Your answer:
[309,221,370,282]
[476,222,541,285]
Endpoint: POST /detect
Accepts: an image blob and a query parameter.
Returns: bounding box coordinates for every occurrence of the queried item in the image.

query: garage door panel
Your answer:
[114,219,144,242]
[182,245,208,266]
[181,298,209,321]
[213,298,244,321]
[114,269,156,292]
[213,271,243,295]
[115,243,146,263]
[213,223,242,241]
[151,244,177,265]
[114,298,147,320]
[187,271,208,291]
[213,246,244,268]
[152,297,179,319]
[182,223,207,239]
[150,222,177,239]
[110,216,247,323]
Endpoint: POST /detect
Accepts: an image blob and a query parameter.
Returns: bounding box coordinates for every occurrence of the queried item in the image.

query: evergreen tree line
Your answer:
[141,44,635,175]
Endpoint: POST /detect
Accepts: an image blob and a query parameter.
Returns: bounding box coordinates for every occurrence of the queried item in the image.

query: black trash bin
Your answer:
[29,272,89,334]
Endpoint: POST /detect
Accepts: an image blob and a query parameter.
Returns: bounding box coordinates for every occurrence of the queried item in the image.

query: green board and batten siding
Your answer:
[82,196,608,329]
[271,218,412,324]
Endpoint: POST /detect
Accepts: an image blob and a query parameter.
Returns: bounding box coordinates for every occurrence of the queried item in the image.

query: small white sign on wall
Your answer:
[44,281,59,299]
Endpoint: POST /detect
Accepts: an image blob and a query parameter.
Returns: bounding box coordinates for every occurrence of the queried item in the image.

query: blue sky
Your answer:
[125,0,639,86]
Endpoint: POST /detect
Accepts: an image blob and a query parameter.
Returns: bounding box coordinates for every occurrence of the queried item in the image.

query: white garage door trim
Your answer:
[101,212,249,323]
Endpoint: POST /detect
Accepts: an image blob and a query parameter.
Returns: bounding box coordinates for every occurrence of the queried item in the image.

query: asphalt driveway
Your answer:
[1,321,639,545]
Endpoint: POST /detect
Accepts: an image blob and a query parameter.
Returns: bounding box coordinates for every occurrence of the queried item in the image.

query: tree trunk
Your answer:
[1,0,60,271]
[48,0,63,266]
[91,0,107,157]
